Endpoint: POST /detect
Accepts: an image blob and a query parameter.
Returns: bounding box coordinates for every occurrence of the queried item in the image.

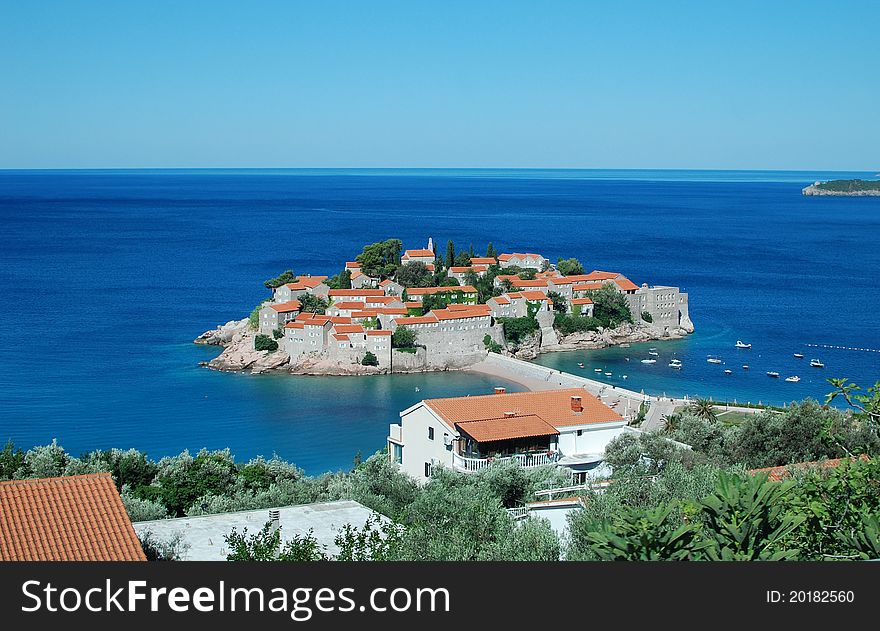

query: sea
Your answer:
[1,169,878,474]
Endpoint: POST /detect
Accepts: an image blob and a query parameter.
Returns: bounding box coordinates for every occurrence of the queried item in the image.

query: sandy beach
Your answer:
[463,358,564,392]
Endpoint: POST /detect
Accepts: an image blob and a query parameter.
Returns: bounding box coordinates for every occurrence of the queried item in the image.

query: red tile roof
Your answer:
[329,316,353,324]
[432,307,491,321]
[285,321,304,329]
[331,301,365,310]
[520,290,550,301]
[587,270,622,280]
[456,414,560,443]
[393,315,438,325]
[469,257,497,265]
[345,261,360,269]
[333,324,366,334]
[328,289,385,297]
[572,282,607,292]
[425,388,623,429]
[749,456,870,482]
[614,277,639,291]
[490,296,511,305]
[269,300,301,313]
[571,297,594,305]
[0,473,146,561]
[402,249,436,258]
[350,270,363,279]
[405,285,478,295]
[367,329,392,336]
[375,307,408,315]
[510,278,549,288]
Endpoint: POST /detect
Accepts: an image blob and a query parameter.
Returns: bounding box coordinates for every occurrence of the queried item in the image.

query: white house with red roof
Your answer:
[401,248,436,265]
[259,300,301,334]
[273,275,330,303]
[389,387,627,483]
[498,252,549,270]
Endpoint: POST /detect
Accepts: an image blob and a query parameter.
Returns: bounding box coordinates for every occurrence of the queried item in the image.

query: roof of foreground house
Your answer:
[0,473,146,561]
[424,388,623,431]
[456,414,560,443]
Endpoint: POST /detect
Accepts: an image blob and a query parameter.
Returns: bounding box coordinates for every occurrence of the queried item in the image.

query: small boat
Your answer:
[415,387,420,392]
[707,357,722,364]
[649,347,657,351]
[620,343,630,348]
[669,359,682,368]
[624,357,630,362]
[594,368,602,373]
[724,369,732,375]
[622,375,628,379]
[578,363,585,368]
[604,372,612,377]
[735,340,752,349]
[810,359,824,368]
[785,375,801,382]
[767,371,780,378]
[793,353,804,359]
[648,351,659,357]
[743,365,749,370]
[641,359,656,364]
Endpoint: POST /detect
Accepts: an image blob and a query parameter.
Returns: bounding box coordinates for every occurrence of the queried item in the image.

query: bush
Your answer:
[272,327,284,340]
[361,351,379,366]
[553,313,602,336]
[263,270,295,290]
[641,311,653,323]
[298,294,329,314]
[254,334,278,352]
[556,257,584,276]
[395,262,433,288]
[483,334,503,354]
[497,317,538,344]
[587,284,633,327]
[392,326,417,349]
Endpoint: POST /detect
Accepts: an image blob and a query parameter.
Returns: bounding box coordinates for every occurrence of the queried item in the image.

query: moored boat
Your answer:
[640,359,656,364]
[785,375,800,382]
[735,340,752,349]
[767,371,780,378]
[743,365,749,370]
[793,353,804,359]
[707,357,722,364]
[810,359,824,368]
[724,369,732,375]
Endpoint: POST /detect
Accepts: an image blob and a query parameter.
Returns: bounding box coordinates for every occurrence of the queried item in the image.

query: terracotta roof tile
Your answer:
[405,285,478,295]
[367,330,392,336]
[330,301,365,310]
[520,290,550,301]
[0,473,146,561]
[425,388,623,429]
[402,249,436,258]
[269,300,301,313]
[456,414,560,443]
[468,257,497,265]
[614,277,639,291]
[328,289,385,297]
[571,297,594,305]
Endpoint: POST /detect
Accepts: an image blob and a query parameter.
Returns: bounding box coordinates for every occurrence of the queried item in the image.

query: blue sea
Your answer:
[1,169,879,474]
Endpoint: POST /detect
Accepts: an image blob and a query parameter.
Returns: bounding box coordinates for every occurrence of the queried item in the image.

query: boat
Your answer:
[622,375,628,380]
[649,348,657,351]
[415,387,420,392]
[620,343,630,348]
[767,371,780,378]
[707,357,722,364]
[810,359,824,368]
[735,340,752,349]
[669,359,682,368]
[594,368,602,373]
[724,369,732,375]
[624,357,630,362]
[604,372,612,377]
[578,363,585,368]
[785,375,801,382]
[793,353,804,359]
[640,359,656,364]
[743,365,749,370]
[648,351,659,357]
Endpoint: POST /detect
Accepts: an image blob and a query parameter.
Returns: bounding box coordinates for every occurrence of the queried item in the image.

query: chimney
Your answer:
[570,396,583,413]
[268,508,281,533]
[504,411,516,418]
[494,387,506,395]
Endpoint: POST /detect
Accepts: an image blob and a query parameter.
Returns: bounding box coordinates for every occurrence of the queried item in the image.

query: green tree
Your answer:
[334,516,405,561]
[0,440,26,480]
[391,326,417,349]
[361,351,379,366]
[325,269,352,290]
[587,284,633,327]
[445,240,455,269]
[486,242,497,258]
[826,378,880,424]
[497,317,538,344]
[483,334,503,354]
[356,239,402,279]
[298,294,329,314]
[556,257,584,276]
[546,291,568,313]
[641,311,653,323]
[264,270,295,290]
[225,522,328,561]
[453,252,471,266]
[690,399,717,422]
[272,327,284,340]
[255,334,278,352]
[395,261,433,288]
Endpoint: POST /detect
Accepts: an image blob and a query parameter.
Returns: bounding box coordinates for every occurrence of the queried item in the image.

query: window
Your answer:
[577,429,583,436]
[428,426,434,440]
[424,462,432,478]
[390,442,403,465]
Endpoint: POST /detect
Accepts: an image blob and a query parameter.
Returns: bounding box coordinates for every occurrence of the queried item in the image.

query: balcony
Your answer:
[452,451,558,473]
[388,424,402,443]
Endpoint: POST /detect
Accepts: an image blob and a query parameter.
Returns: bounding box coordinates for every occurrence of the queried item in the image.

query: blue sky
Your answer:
[1,1,877,169]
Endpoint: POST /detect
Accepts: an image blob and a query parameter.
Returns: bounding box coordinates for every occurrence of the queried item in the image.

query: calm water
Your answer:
[1,169,878,473]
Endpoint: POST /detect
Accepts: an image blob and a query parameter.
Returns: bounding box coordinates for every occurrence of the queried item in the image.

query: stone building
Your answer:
[259,300,301,334]
[497,252,549,270]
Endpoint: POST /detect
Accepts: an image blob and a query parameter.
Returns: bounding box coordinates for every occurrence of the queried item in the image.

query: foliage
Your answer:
[497,316,538,344]
[298,293,329,314]
[361,351,379,366]
[546,291,567,313]
[247,303,265,330]
[225,522,328,561]
[325,269,352,290]
[483,334,503,354]
[641,310,653,323]
[486,242,497,258]
[263,270,295,290]
[445,240,456,269]
[121,486,169,521]
[438,276,460,286]
[0,440,26,480]
[138,530,189,561]
[586,284,633,327]
[355,239,402,279]
[553,313,602,336]
[556,257,584,276]
[391,326,418,349]
[690,399,717,421]
[272,327,284,340]
[603,431,691,476]
[815,179,880,193]
[254,334,279,352]
[334,516,405,561]
[453,252,471,267]
[826,378,880,424]
[395,261,433,288]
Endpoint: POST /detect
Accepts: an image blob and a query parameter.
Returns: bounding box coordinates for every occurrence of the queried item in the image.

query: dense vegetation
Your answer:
[263,270,296,290]
[553,313,602,335]
[585,284,633,327]
[254,334,278,352]
[497,316,539,343]
[395,261,434,288]
[361,351,379,366]
[297,294,329,314]
[555,257,584,276]
[815,179,880,193]
[391,326,418,349]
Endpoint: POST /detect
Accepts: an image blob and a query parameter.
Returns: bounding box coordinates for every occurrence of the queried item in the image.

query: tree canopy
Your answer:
[556,257,585,276]
[355,239,402,279]
[263,270,295,290]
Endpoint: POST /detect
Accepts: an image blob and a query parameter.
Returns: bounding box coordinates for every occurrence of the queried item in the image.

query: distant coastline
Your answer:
[802,179,880,196]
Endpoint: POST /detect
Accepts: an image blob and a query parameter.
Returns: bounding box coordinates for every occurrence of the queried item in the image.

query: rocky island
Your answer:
[195,238,694,376]
[802,179,880,196]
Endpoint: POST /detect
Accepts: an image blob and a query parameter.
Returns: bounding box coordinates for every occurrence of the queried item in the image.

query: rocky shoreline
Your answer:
[195,318,693,376]
[802,183,880,197]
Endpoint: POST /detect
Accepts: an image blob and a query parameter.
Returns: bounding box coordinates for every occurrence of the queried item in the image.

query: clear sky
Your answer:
[1,1,877,170]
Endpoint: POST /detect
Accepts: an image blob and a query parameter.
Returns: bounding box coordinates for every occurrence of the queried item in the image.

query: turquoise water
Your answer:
[1,169,878,473]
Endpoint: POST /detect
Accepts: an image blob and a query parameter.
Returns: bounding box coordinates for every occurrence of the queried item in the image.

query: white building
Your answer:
[497,252,549,270]
[388,387,627,483]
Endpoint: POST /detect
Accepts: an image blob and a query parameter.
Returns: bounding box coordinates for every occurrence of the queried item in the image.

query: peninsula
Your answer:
[802,179,880,196]
[196,238,694,375]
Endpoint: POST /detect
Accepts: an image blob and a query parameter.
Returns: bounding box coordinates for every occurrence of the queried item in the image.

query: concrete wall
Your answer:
[557,423,627,456]
[393,405,456,482]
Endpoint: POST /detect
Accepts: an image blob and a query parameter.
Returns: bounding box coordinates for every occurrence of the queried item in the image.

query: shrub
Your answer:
[395,262,433,288]
[497,317,538,344]
[553,313,602,336]
[263,270,295,290]
[272,327,284,340]
[641,310,653,323]
[483,334,503,354]
[587,284,633,327]
[392,326,417,349]
[361,351,379,366]
[298,294,329,314]
[254,334,278,352]
[556,257,584,276]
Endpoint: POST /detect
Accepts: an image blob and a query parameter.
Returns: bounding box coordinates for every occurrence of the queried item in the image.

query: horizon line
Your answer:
[1,166,877,173]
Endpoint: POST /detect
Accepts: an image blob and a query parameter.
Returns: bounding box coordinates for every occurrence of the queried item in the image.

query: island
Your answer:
[195,238,694,375]
[802,179,880,196]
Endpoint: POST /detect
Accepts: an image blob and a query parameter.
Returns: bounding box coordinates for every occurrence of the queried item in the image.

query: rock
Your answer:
[194,318,250,345]
[288,355,386,376]
[251,351,291,374]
